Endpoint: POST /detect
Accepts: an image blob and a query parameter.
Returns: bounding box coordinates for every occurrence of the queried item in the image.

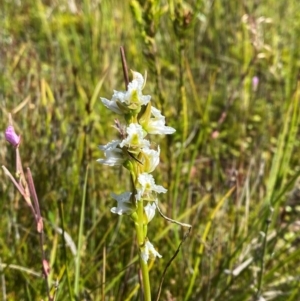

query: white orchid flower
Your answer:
[97,140,125,166]
[136,173,167,201]
[110,192,135,215]
[113,71,151,109]
[142,106,176,135]
[141,240,162,262]
[119,123,150,149]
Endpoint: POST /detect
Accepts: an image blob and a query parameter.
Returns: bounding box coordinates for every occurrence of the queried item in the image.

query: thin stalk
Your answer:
[57,200,73,300]
[256,207,273,299]
[3,126,53,301]
[74,165,89,296]
[135,200,151,301]
[0,258,6,301]
[26,167,52,300]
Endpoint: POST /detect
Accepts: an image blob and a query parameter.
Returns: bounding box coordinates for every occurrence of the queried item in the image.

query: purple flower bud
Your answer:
[252,76,259,91]
[5,125,21,147]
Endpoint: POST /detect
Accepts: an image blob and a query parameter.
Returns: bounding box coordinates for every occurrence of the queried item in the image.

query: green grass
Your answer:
[1,0,300,300]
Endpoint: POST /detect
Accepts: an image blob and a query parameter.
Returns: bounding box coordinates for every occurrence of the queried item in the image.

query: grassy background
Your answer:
[1,0,300,300]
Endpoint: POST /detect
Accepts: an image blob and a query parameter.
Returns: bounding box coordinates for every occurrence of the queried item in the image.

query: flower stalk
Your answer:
[135,199,151,300]
[3,114,53,301]
[98,49,175,300]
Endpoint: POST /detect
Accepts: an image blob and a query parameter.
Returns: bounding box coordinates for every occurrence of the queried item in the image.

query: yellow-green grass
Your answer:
[1,0,300,300]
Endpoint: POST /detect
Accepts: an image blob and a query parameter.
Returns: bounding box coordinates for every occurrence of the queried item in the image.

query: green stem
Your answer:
[135,199,151,301]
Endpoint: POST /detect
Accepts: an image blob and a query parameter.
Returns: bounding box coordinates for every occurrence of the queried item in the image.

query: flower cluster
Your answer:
[98,71,175,262]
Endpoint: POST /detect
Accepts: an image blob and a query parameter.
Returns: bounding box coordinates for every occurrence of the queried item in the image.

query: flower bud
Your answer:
[5,125,21,147]
[252,76,259,92]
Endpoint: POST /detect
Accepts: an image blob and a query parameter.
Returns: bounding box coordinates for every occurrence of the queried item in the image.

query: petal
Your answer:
[111,206,132,215]
[153,184,167,194]
[147,241,162,259]
[138,173,155,187]
[112,90,127,104]
[99,140,121,151]
[101,97,123,114]
[97,156,124,166]
[131,71,145,89]
[151,106,164,119]
[111,191,132,202]
[144,202,156,223]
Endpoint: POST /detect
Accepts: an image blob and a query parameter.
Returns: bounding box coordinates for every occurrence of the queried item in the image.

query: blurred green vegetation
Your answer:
[1,0,300,300]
